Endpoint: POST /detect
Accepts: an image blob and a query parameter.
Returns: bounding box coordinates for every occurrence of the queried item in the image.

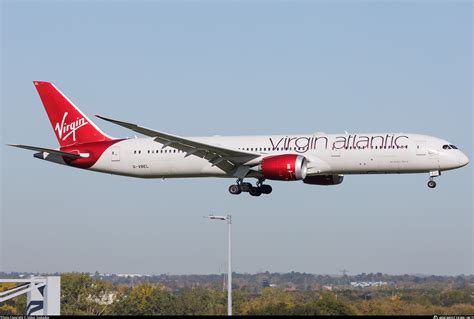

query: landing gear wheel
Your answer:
[249,187,262,197]
[427,180,436,189]
[260,185,273,194]
[229,184,241,195]
[238,182,251,192]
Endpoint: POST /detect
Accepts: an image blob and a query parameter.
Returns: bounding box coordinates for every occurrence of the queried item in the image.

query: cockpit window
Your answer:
[443,144,459,150]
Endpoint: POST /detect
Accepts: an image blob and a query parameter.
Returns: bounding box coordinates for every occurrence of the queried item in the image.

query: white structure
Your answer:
[350,281,388,288]
[0,276,60,315]
[206,214,232,316]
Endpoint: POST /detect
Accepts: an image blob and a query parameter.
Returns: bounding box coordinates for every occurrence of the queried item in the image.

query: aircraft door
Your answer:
[331,147,341,157]
[415,141,427,156]
[111,147,120,161]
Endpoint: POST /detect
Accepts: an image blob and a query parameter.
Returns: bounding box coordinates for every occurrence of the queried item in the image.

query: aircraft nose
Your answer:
[459,152,470,167]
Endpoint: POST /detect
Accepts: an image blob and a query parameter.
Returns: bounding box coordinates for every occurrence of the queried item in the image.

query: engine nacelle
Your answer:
[303,174,344,185]
[260,154,307,181]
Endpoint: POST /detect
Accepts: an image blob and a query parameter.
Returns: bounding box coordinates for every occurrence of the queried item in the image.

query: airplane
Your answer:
[9,81,470,196]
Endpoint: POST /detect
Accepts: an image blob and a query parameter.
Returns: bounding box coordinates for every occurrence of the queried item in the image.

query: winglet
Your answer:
[95,115,140,130]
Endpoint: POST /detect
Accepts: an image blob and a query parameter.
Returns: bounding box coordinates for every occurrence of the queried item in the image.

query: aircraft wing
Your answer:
[96,115,260,175]
[8,144,83,159]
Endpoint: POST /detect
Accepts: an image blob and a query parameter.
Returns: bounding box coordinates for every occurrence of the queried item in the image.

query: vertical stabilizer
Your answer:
[33,81,111,147]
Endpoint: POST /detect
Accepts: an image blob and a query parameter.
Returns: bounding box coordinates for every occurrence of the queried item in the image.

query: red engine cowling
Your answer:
[260,154,307,181]
[303,175,344,185]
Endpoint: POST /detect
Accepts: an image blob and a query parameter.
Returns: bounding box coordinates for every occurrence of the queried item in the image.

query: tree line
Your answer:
[1,273,473,315]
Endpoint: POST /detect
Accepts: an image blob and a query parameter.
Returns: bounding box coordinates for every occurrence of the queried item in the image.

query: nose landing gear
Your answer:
[427,179,436,188]
[427,170,440,189]
[228,178,273,196]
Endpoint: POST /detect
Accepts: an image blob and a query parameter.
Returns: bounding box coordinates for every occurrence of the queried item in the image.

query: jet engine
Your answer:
[260,154,307,181]
[303,174,344,185]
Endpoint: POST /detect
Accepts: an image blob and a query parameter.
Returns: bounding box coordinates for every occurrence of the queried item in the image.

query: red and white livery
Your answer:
[10,81,470,196]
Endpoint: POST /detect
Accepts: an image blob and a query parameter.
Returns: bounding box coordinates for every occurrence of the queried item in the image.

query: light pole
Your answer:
[206,214,232,316]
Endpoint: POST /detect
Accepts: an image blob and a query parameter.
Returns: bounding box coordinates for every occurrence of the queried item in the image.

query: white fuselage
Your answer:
[23,81,469,190]
[84,133,468,179]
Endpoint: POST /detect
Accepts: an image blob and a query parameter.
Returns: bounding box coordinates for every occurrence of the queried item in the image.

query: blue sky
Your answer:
[1,1,472,275]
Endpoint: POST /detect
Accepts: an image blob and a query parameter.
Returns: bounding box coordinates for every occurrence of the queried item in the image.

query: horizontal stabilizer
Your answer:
[8,144,82,159]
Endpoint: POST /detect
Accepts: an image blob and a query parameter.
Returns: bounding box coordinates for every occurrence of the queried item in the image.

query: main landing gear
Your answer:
[229,178,273,196]
[427,170,440,189]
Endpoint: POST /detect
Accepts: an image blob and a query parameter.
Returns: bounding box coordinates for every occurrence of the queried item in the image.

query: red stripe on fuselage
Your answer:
[60,139,125,169]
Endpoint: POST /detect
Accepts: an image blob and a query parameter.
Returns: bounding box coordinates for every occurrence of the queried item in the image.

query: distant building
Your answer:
[88,292,117,305]
[117,274,144,278]
[350,281,388,288]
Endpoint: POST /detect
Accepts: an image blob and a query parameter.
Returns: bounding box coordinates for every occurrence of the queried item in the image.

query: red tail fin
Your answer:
[34,81,111,147]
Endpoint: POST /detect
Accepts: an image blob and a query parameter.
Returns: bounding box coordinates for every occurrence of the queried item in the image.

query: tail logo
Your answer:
[54,112,89,142]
